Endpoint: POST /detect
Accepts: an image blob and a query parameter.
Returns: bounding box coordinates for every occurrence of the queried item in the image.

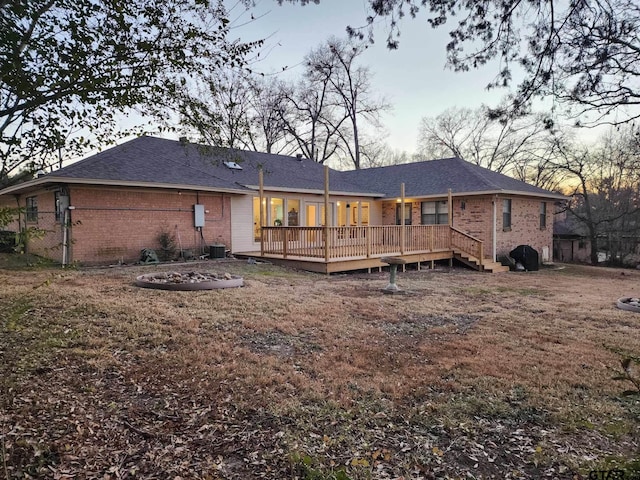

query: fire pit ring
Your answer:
[616,297,640,313]
[135,272,244,291]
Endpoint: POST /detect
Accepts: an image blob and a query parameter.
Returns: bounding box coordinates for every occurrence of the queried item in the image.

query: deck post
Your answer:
[400,183,406,255]
[259,167,264,256]
[479,242,484,269]
[324,166,330,263]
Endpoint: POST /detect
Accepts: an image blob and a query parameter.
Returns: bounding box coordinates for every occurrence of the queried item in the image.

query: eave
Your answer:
[0,176,250,196]
[383,189,569,201]
[242,184,386,198]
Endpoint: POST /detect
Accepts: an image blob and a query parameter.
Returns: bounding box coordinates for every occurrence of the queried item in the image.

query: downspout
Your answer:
[492,195,497,262]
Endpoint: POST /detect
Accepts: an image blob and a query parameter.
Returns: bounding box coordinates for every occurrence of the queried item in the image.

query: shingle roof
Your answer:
[34,136,376,195]
[340,157,565,199]
[553,219,586,238]
[0,136,566,200]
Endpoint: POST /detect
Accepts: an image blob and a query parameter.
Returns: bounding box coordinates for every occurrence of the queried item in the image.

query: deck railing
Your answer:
[451,227,483,265]
[261,225,482,262]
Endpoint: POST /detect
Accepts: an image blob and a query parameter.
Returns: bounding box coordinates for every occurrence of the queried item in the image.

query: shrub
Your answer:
[156,226,177,261]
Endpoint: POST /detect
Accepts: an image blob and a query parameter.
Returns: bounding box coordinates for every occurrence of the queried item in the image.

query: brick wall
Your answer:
[381,195,553,263]
[497,197,552,261]
[0,189,65,261]
[67,186,232,264]
[453,197,494,248]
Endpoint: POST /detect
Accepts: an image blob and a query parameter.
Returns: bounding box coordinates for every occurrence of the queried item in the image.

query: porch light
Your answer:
[337,202,341,206]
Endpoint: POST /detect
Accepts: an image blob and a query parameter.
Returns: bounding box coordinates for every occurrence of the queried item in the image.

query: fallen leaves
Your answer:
[1,261,639,478]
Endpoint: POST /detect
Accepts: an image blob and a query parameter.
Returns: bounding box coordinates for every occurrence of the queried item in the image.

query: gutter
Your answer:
[390,189,568,202]
[242,184,386,198]
[0,176,250,196]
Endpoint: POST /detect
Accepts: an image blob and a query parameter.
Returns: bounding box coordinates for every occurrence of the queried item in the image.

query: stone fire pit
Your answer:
[616,297,640,313]
[135,271,244,291]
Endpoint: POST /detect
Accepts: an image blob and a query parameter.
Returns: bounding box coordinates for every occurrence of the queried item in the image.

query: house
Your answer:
[553,215,592,264]
[0,136,567,272]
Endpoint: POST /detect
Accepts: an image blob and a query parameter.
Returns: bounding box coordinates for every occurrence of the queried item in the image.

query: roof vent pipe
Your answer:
[296,154,303,161]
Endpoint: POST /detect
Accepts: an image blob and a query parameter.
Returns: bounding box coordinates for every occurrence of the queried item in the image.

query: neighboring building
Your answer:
[553,217,592,263]
[0,136,567,272]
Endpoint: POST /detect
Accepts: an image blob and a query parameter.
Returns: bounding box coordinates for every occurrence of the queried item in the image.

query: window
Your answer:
[502,199,512,230]
[360,202,369,225]
[396,202,412,225]
[337,201,347,226]
[351,202,370,226]
[287,199,299,226]
[539,202,547,229]
[421,201,448,225]
[26,196,38,222]
[252,197,266,242]
[270,198,283,226]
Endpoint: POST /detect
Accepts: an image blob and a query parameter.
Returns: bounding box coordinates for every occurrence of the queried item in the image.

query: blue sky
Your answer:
[227,0,510,154]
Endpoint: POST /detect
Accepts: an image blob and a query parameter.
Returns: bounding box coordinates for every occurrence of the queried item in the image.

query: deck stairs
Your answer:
[453,249,510,273]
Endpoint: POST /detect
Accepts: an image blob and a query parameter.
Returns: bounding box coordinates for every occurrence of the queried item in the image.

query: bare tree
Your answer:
[279,0,640,128]
[245,77,295,154]
[417,106,560,188]
[278,74,345,163]
[178,70,254,149]
[554,127,640,264]
[306,38,389,169]
[178,36,389,166]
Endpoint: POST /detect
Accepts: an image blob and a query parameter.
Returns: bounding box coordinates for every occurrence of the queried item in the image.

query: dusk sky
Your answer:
[227,0,512,154]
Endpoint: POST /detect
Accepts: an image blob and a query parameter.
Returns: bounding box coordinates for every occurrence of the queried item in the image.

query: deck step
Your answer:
[482,262,510,273]
[453,250,509,273]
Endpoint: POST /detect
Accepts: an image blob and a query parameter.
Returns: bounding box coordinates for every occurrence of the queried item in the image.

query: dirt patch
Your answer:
[241,329,323,357]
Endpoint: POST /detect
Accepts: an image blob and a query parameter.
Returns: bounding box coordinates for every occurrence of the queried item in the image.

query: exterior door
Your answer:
[306,203,328,226]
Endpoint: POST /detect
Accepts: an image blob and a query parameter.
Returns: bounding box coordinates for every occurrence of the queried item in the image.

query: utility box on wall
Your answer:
[194,204,205,227]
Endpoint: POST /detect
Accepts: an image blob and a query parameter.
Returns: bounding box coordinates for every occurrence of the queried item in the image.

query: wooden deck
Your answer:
[236,225,508,274]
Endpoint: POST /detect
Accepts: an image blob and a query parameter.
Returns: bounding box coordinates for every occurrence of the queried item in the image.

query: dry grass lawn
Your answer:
[1,257,639,479]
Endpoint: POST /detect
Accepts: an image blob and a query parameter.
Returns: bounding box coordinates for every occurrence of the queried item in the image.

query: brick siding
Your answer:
[381,195,553,262]
[2,185,232,265]
[67,186,232,264]
[0,190,65,261]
